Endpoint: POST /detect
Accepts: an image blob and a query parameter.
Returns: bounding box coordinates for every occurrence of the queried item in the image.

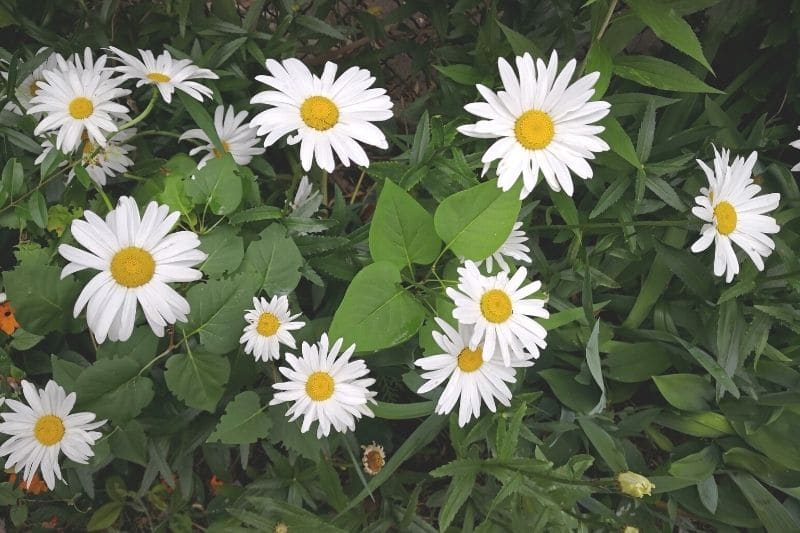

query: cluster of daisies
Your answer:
[0,44,788,489]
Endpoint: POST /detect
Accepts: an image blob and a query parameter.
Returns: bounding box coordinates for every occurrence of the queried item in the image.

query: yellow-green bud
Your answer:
[617,471,655,498]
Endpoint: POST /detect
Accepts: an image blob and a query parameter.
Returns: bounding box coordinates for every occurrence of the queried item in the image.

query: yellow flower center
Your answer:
[300,96,339,131]
[713,201,737,235]
[212,141,231,159]
[68,97,94,119]
[457,346,484,372]
[29,80,41,97]
[514,110,555,150]
[480,289,513,323]
[147,72,171,83]
[305,371,334,401]
[256,312,280,337]
[34,415,65,446]
[110,247,156,288]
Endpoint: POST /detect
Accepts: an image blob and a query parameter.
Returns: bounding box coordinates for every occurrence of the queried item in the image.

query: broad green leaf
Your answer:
[86,501,123,532]
[577,417,628,472]
[228,205,283,225]
[539,369,599,413]
[730,473,800,533]
[185,275,259,354]
[154,154,196,214]
[654,241,712,298]
[585,321,605,414]
[674,338,739,399]
[728,410,800,471]
[199,224,244,277]
[653,374,714,412]
[329,261,425,352]
[669,445,719,480]
[239,224,303,295]
[600,117,641,169]
[584,41,613,98]
[614,55,722,93]
[178,91,224,152]
[164,351,230,412]
[369,180,441,269]
[184,154,242,216]
[433,64,483,85]
[497,20,542,57]
[434,179,521,260]
[109,420,148,466]
[605,342,671,382]
[645,176,686,211]
[697,475,719,514]
[372,401,434,419]
[73,359,154,423]
[3,265,81,335]
[208,391,271,444]
[626,0,713,71]
[723,447,800,489]
[96,326,158,367]
[295,14,346,40]
[27,191,46,229]
[658,411,734,438]
[236,496,348,532]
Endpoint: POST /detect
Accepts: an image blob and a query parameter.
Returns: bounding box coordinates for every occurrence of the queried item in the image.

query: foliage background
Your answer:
[1,0,800,531]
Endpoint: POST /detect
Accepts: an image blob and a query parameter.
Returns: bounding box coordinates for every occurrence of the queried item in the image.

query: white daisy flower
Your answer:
[690,148,781,283]
[108,47,218,104]
[0,292,5,304]
[36,125,136,187]
[249,58,393,172]
[0,380,105,490]
[790,127,800,172]
[458,51,610,198]
[240,295,305,362]
[57,196,207,343]
[417,318,533,427]
[289,175,322,217]
[270,333,377,439]
[28,48,130,153]
[2,48,63,114]
[179,105,265,169]
[477,221,532,273]
[446,261,549,366]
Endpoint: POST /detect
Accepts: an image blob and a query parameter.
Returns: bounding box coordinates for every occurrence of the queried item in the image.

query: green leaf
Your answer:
[439,470,477,532]
[239,224,303,295]
[539,369,599,413]
[614,55,722,93]
[199,224,244,277]
[626,0,713,72]
[295,14,346,40]
[329,262,425,352]
[730,473,800,533]
[433,64,483,85]
[669,446,719,480]
[653,241,712,298]
[674,338,739,398]
[584,41,613,98]
[497,20,542,57]
[178,91,224,152]
[369,180,441,269]
[658,411,734,438]
[605,342,672,382]
[585,321,605,414]
[653,374,714,411]
[645,176,686,211]
[372,401,434,419]
[697,476,719,514]
[184,155,242,216]
[3,265,81,335]
[164,351,230,412]
[154,154,196,214]
[577,417,628,472]
[208,391,271,444]
[228,205,283,225]
[96,326,158,367]
[600,117,642,169]
[589,176,631,219]
[434,179,521,260]
[185,275,258,354]
[86,501,123,531]
[73,359,154,423]
[27,191,47,229]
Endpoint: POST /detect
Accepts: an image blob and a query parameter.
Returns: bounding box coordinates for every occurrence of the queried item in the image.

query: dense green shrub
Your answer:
[0,0,799,531]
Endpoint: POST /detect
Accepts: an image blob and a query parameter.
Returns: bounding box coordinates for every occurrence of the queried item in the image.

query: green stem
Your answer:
[94,182,114,211]
[350,169,366,205]
[320,171,329,206]
[116,86,159,134]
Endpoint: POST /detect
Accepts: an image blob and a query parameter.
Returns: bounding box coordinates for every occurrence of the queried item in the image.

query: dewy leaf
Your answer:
[199,224,244,277]
[238,224,303,295]
[369,180,441,269]
[626,0,713,72]
[164,351,230,412]
[185,274,259,354]
[434,179,521,260]
[614,55,722,93]
[208,391,271,444]
[329,261,426,352]
[184,154,242,216]
[3,265,82,335]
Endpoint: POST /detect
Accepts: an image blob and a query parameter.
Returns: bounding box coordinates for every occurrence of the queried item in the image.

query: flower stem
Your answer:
[116,86,159,133]
[94,182,114,211]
